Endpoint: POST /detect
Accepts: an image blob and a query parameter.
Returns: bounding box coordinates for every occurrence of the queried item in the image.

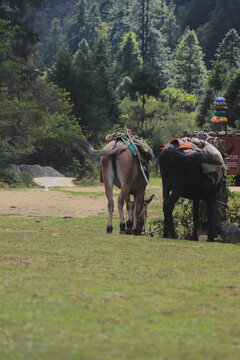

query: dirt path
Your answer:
[0,187,110,218]
[0,184,239,218]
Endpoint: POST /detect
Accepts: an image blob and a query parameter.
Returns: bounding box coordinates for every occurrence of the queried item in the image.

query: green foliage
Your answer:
[170,29,207,95]
[35,18,68,69]
[26,79,85,172]
[127,64,160,131]
[223,72,240,128]
[74,158,99,183]
[117,32,142,77]
[0,21,85,173]
[226,179,240,226]
[203,0,240,65]
[0,169,34,187]
[120,90,197,153]
[196,87,215,127]
[47,49,73,91]
[0,87,36,166]
[208,61,229,94]
[161,87,197,111]
[0,0,43,58]
[215,28,240,70]
[0,20,34,97]
[151,188,240,240]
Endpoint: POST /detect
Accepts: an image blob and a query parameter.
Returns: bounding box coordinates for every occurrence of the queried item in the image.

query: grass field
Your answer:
[1,206,240,359]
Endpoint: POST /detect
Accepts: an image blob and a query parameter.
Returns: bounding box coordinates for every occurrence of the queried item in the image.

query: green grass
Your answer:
[1,214,240,359]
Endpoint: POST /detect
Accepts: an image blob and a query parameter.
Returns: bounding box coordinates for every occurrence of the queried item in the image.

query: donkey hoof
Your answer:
[126,220,133,229]
[119,222,126,234]
[125,229,132,235]
[107,226,113,233]
[132,229,141,236]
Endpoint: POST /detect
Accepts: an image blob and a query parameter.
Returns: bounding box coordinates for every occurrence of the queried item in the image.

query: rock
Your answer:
[218,222,240,243]
[7,164,64,177]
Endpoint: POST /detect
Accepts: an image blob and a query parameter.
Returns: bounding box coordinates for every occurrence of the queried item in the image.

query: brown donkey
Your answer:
[79,137,154,234]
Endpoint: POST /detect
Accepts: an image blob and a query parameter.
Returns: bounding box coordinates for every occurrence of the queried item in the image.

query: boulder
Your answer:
[7,164,64,177]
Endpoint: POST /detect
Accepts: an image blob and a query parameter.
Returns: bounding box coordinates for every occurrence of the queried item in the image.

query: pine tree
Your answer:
[66,0,87,53]
[91,35,119,138]
[196,87,215,127]
[224,72,240,128]
[171,29,207,95]
[215,28,240,70]
[35,18,67,69]
[128,64,160,131]
[47,49,73,92]
[203,0,240,65]
[0,0,43,58]
[208,61,228,95]
[161,1,180,50]
[128,0,173,85]
[117,32,142,77]
[85,4,101,49]
[71,39,95,132]
[108,0,132,57]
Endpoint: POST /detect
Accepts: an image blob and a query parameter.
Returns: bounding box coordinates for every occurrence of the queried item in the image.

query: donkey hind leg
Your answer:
[125,196,133,234]
[103,171,115,233]
[192,198,200,241]
[163,191,180,239]
[106,197,114,233]
[118,189,129,234]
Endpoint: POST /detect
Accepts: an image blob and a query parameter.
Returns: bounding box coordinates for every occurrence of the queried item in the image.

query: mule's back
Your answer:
[159,144,221,200]
[101,140,146,193]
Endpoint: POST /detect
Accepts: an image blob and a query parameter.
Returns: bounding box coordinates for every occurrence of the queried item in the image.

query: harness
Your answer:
[120,137,137,156]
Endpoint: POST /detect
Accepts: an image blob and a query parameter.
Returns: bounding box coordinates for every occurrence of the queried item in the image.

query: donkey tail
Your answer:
[78,138,123,157]
[162,144,223,166]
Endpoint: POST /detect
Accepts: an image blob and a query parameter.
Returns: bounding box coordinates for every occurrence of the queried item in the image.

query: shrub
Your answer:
[0,169,34,187]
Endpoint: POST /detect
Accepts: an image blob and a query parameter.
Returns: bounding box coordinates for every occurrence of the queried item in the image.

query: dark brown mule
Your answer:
[158,143,232,241]
[79,138,154,235]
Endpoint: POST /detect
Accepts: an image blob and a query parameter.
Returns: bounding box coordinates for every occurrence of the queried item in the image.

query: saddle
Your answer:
[105,129,154,178]
[165,137,224,185]
[105,130,154,161]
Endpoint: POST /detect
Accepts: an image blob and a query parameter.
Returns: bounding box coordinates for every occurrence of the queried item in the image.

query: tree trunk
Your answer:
[141,93,145,131]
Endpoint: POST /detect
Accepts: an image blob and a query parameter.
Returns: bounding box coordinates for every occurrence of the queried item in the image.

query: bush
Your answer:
[0,170,21,186]
[74,158,99,185]
[0,169,34,187]
[149,190,240,239]
[20,172,34,187]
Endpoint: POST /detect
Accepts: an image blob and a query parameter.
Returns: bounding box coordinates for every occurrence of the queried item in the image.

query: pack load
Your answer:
[105,127,154,161]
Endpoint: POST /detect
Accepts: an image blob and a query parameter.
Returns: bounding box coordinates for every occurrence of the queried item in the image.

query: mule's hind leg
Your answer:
[125,196,134,234]
[206,196,216,242]
[102,158,115,233]
[163,191,180,239]
[118,188,129,233]
[192,198,200,241]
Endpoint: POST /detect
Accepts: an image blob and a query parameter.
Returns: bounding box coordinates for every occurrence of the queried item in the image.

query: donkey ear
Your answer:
[145,194,155,205]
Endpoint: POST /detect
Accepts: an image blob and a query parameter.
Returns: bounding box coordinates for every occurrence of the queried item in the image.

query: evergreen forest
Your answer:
[1,0,240,175]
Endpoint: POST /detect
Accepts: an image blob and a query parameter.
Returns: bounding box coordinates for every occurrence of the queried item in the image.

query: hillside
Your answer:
[32,0,240,67]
